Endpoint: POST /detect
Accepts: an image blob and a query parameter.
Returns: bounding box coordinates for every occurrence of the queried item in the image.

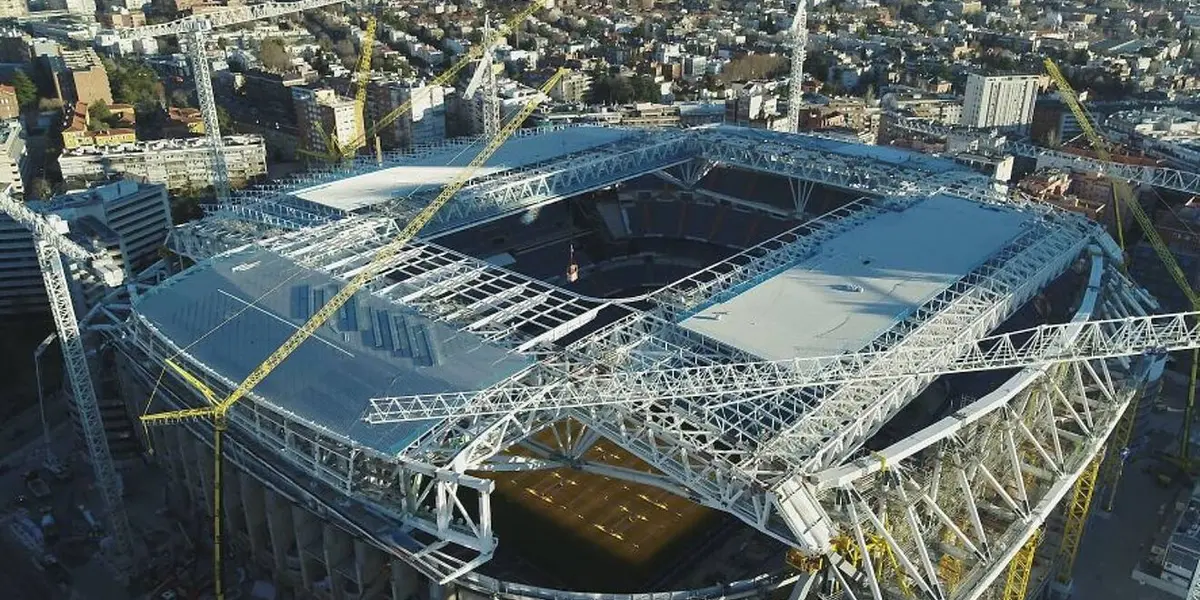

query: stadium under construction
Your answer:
[79,123,1185,600]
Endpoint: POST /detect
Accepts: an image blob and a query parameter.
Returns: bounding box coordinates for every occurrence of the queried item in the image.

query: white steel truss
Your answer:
[884,117,1200,196]
[36,241,135,571]
[359,205,1116,576]
[264,217,611,349]
[365,310,1200,423]
[387,130,696,238]
[1006,140,1200,196]
[195,124,1011,243]
[107,122,1177,597]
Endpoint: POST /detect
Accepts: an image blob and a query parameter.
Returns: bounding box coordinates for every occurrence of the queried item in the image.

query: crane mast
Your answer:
[118,0,348,202]
[0,187,134,575]
[481,15,501,138]
[786,0,807,133]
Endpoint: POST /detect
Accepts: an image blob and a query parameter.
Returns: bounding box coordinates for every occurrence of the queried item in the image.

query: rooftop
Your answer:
[290,126,636,212]
[682,195,1035,361]
[134,245,532,454]
[60,134,265,157]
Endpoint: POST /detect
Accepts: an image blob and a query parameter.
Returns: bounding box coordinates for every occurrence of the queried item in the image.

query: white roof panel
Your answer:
[291,126,635,212]
[681,195,1036,361]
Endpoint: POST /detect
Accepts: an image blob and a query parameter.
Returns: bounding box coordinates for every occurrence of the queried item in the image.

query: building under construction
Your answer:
[45,121,1183,600]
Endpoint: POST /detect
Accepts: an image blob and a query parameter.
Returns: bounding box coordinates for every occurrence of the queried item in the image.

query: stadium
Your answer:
[102,124,1166,600]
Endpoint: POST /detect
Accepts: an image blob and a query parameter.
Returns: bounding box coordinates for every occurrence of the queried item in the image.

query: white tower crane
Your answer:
[464,15,502,138]
[0,186,134,574]
[116,0,347,202]
[785,0,807,133]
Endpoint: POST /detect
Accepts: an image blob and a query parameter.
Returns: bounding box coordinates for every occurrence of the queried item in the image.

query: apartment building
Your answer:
[59,135,267,192]
[550,71,593,103]
[0,0,27,18]
[365,79,447,150]
[0,119,26,197]
[960,73,1039,132]
[54,49,114,106]
[293,87,360,156]
[61,101,138,150]
[0,84,17,120]
[0,179,170,316]
[52,179,171,273]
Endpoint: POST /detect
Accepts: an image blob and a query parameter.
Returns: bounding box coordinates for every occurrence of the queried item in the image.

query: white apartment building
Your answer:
[58,135,267,192]
[0,119,27,197]
[0,179,170,315]
[960,73,1040,132]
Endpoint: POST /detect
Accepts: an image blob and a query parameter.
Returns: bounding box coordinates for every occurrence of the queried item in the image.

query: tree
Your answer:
[590,75,637,104]
[37,98,63,112]
[88,100,113,122]
[10,71,36,109]
[334,38,356,68]
[259,37,293,73]
[629,75,660,103]
[105,58,164,107]
[216,106,233,135]
[169,89,192,108]
[28,178,52,201]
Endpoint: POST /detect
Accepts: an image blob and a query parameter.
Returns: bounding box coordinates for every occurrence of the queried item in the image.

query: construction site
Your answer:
[8,1,1200,600]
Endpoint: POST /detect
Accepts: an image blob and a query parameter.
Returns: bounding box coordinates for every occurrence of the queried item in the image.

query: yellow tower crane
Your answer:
[300,14,376,163]
[307,0,543,165]
[141,68,569,600]
[351,15,377,157]
[1042,56,1196,587]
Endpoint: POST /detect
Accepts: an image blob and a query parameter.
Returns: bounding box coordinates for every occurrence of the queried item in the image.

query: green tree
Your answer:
[10,71,36,108]
[88,100,113,123]
[259,37,293,73]
[105,58,164,106]
[629,75,659,103]
[216,106,233,135]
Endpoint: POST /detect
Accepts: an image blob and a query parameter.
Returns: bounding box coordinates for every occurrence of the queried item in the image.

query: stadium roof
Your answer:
[134,245,531,454]
[290,126,636,212]
[681,194,1035,361]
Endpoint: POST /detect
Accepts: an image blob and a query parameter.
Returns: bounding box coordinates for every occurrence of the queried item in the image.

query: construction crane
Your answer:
[1044,58,1200,478]
[320,0,544,164]
[468,14,502,138]
[0,187,135,575]
[785,0,807,133]
[117,0,348,202]
[298,14,377,163]
[139,68,568,599]
[366,310,1200,422]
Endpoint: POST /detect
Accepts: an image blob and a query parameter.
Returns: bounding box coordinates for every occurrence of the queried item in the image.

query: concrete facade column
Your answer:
[391,559,419,600]
[354,540,387,598]
[239,472,269,565]
[292,504,323,592]
[264,488,297,588]
[323,524,351,597]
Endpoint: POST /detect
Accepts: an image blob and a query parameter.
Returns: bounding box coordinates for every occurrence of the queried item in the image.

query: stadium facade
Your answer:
[99,124,1163,600]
